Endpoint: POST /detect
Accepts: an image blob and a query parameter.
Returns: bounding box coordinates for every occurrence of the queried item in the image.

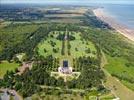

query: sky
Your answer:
[1,0,134,4]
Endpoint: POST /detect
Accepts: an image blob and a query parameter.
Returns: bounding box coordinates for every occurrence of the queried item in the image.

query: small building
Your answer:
[58,60,72,74]
[63,60,68,68]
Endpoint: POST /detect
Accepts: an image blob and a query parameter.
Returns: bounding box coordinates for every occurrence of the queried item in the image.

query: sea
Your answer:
[102,4,134,29]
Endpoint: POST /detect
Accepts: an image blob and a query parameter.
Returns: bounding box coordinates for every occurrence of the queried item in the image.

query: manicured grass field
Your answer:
[37,31,97,58]
[38,31,62,58]
[0,61,19,78]
[70,32,97,58]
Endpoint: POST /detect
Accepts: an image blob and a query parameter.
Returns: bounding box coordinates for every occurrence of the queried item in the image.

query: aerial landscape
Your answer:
[0,0,134,100]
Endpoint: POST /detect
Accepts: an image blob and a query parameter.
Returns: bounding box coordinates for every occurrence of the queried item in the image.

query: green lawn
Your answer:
[38,31,62,58]
[38,31,97,58]
[105,55,134,91]
[70,32,97,58]
[105,55,134,79]
[0,61,19,78]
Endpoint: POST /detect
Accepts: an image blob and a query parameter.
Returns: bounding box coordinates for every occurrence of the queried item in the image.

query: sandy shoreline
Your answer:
[93,8,134,42]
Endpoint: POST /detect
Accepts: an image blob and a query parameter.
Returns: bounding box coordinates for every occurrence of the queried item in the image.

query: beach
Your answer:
[93,8,134,41]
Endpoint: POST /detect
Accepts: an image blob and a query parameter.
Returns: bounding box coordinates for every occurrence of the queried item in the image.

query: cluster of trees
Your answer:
[67,32,71,55]
[49,40,56,47]
[0,55,104,97]
[67,56,105,89]
[0,24,51,61]
[56,33,65,41]
[61,40,65,55]
[85,48,91,54]
[0,55,64,97]
[56,31,75,55]
[53,48,59,53]
[67,33,75,41]
[0,70,41,97]
[33,55,59,71]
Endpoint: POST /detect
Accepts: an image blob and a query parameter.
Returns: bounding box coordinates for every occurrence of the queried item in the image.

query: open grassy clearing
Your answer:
[105,55,134,91]
[38,31,62,58]
[101,52,134,100]
[70,32,97,58]
[84,89,115,100]
[0,61,19,78]
[105,55,134,79]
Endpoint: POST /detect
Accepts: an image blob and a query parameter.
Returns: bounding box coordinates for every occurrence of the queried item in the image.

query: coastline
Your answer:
[93,8,134,42]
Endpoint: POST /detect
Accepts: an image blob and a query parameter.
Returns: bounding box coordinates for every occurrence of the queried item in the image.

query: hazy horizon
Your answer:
[1,0,134,4]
